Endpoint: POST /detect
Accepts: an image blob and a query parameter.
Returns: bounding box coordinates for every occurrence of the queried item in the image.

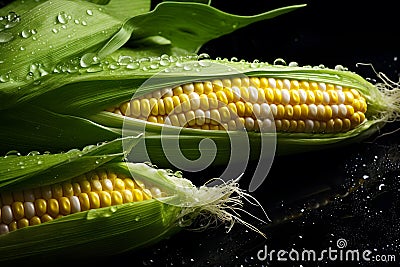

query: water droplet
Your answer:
[52,28,58,34]
[39,66,48,77]
[273,58,287,66]
[0,73,10,83]
[134,215,141,221]
[183,64,191,71]
[37,160,43,165]
[86,66,103,73]
[82,144,96,152]
[81,20,87,26]
[198,53,210,61]
[159,58,170,66]
[110,206,117,212]
[2,11,20,29]
[27,151,40,156]
[150,63,159,70]
[21,29,32,38]
[117,55,132,65]
[80,52,99,68]
[0,32,14,43]
[74,19,80,24]
[250,59,260,68]
[334,64,347,71]
[4,150,21,158]
[108,63,119,70]
[288,61,299,67]
[26,72,34,80]
[56,11,69,24]
[126,61,140,70]
[86,9,93,16]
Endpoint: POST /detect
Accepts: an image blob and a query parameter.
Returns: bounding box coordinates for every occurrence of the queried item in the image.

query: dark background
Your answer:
[3,0,400,266]
[124,1,399,266]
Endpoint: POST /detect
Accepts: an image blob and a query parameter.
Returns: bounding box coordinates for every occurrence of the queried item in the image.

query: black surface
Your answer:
[3,0,400,266]
[128,1,400,266]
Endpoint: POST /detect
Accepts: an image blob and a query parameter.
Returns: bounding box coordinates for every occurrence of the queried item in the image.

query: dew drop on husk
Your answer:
[56,11,69,24]
[126,61,140,70]
[0,32,14,43]
[117,55,133,65]
[0,11,20,30]
[80,52,99,68]
[27,151,40,156]
[4,150,21,158]
[273,58,287,66]
[0,73,10,83]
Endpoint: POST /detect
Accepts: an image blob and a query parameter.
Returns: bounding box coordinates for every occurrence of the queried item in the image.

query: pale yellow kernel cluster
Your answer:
[0,169,163,235]
[106,77,367,133]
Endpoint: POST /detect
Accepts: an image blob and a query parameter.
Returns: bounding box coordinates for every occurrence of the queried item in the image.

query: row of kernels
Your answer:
[274,118,353,133]
[131,100,366,128]
[165,78,361,94]
[0,185,154,234]
[115,88,366,120]
[188,116,360,133]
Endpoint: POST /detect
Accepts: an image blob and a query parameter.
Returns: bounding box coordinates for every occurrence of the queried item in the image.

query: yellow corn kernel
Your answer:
[99,191,111,207]
[78,193,90,211]
[62,183,74,197]
[41,214,53,223]
[121,189,134,203]
[11,202,24,220]
[193,82,204,94]
[35,199,47,217]
[130,99,141,117]
[179,94,191,112]
[111,191,123,205]
[88,192,100,209]
[132,189,144,202]
[47,199,59,218]
[173,86,183,96]
[59,197,71,215]
[30,216,41,225]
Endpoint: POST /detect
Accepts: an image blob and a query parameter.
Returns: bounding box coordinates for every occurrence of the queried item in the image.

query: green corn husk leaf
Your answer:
[0,148,254,262]
[0,0,305,109]
[0,136,141,190]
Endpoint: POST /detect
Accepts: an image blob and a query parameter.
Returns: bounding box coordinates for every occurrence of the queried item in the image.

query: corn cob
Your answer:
[0,138,258,262]
[108,77,367,133]
[1,54,399,168]
[0,168,158,234]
